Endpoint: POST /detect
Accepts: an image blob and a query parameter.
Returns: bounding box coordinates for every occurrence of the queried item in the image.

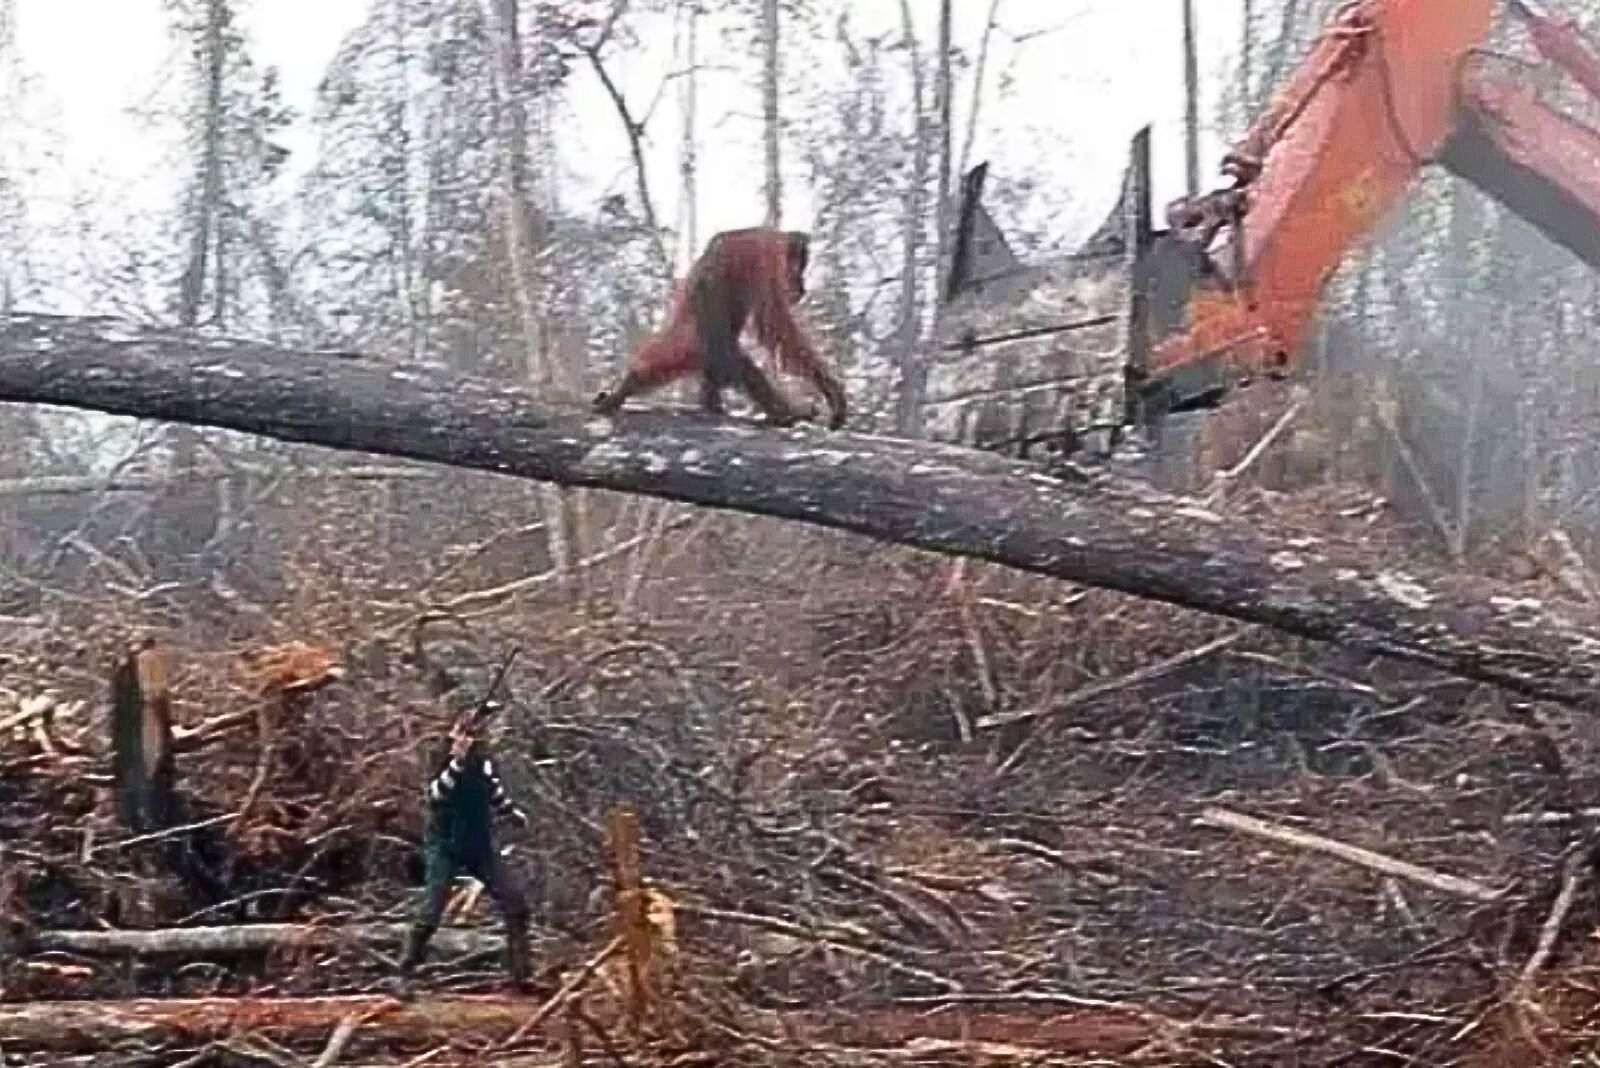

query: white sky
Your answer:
[8,0,1247,301]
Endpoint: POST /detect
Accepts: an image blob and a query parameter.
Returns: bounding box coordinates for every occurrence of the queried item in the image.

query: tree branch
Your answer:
[1196,806,1505,903]
[0,465,436,498]
[4,313,1600,710]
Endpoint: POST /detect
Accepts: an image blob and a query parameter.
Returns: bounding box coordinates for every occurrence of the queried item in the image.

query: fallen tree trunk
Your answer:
[2,312,1599,710]
[0,994,534,1052]
[32,922,499,958]
[0,995,1168,1057]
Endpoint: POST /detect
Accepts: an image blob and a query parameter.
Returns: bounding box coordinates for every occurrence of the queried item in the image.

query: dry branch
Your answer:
[1203,390,1306,506]
[5,313,1600,709]
[311,1008,381,1067]
[1505,807,1600,825]
[498,936,624,1048]
[1516,850,1587,991]
[1197,806,1505,902]
[978,632,1241,731]
[0,694,64,736]
[0,465,435,498]
[678,902,956,989]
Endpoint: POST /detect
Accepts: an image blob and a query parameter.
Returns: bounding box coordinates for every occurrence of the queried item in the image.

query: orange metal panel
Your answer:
[1520,4,1600,103]
[1150,0,1499,380]
[1446,66,1600,270]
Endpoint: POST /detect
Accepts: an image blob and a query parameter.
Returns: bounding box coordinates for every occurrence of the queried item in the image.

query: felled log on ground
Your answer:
[0,1057,564,1068]
[0,997,1166,1057]
[3,312,1600,710]
[30,922,502,958]
[0,994,535,1052]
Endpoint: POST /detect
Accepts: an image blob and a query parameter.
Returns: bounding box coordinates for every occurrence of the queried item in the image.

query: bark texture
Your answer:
[32,921,501,958]
[0,994,537,1052]
[3,313,1600,710]
[0,995,1160,1056]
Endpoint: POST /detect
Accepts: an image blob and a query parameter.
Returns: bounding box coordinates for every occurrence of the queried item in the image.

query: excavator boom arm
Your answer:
[938,0,1600,455]
[1444,4,1600,272]
[1145,0,1496,397]
[1143,0,1600,415]
[1445,70,1600,271]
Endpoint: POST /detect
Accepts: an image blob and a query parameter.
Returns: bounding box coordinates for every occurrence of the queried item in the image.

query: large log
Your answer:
[2,312,1599,710]
[33,922,500,958]
[0,995,1166,1057]
[0,994,536,1052]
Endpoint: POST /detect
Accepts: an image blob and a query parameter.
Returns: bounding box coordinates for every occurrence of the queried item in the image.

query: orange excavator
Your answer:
[945,0,1600,446]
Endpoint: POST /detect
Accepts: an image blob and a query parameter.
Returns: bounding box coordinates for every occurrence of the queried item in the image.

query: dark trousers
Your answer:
[402,842,531,980]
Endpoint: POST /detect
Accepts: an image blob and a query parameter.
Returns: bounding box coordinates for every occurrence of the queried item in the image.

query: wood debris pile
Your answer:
[4,493,1600,1065]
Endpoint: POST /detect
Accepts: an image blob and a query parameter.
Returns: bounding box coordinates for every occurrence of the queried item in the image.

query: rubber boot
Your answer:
[393,923,434,1000]
[505,919,532,994]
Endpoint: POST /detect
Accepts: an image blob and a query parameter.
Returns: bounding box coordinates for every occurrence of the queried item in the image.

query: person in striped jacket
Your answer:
[396,702,532,995]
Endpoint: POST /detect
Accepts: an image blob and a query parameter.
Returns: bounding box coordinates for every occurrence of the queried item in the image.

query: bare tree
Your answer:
[894,0,929,437]
[762,0,782,226]
[1240,0,1254,113]
[1183,0,1199,198]
[0,0,40,475]
[0,0,27,311]
[161,0,296,332]
[487,0,549,382]
[934,0,953,299]
[957,0,1003,179]
[178,0,227,331]
[617,0,706,615]
[170,0,231,493]
[679,1,701,256]
[577,9,665,259]
[1264,0,1305,101]
[485,0,572,576]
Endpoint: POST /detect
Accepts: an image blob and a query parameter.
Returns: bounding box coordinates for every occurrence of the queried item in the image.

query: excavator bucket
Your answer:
[938,140,1144,458]
[942,126,1217,451]
[1107,130,1245,423]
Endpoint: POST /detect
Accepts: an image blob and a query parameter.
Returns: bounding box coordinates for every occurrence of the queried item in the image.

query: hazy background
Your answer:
[9,0,1246,307]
